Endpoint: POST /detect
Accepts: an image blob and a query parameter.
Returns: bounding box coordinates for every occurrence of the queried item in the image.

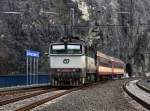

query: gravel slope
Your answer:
[35,80,146,111]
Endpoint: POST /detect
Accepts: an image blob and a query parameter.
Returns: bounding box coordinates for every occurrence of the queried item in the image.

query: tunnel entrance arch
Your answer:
[126,63,132,77]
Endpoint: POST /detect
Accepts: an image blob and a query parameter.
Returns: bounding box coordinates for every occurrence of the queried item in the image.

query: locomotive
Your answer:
[49,37,125,86]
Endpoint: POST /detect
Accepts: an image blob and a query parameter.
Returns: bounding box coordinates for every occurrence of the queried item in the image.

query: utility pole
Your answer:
[70,8,75,37]
[127,0,134,63]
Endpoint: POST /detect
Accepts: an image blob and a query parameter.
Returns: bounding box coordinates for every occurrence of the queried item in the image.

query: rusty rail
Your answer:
[15,79,140,111]
[0,88,57,106]
[15,82,101,111]
[0,86,50,96]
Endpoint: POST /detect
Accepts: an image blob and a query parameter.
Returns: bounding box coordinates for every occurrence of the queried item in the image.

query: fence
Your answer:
[0,75,50,87]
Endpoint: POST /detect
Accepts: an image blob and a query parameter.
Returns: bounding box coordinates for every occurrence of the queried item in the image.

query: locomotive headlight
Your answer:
[57,69,61,72]
[73,69,76,72]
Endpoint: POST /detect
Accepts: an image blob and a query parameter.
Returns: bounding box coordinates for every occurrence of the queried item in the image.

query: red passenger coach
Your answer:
[96,51,125,79]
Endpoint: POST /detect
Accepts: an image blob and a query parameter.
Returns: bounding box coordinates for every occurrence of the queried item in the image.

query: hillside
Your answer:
[0,0,149,75]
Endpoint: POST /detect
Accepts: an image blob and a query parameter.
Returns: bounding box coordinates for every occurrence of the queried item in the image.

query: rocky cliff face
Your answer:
[90,0,150,75]
[0,0,68,74]
[0,0,149,75]
[0,0,89,74]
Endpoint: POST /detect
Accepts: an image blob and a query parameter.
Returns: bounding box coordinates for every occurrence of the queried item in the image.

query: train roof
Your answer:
[51,37,86,44]
[97,51,124,64]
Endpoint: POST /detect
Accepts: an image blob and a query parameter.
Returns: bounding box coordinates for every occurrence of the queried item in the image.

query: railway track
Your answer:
[136,79,150,93]
[0,82,99,111]
[16,83,101,111]
[16,88,76,111]
[0,78,144,111]
[0,86,59,110]
[123,79,150,110]
[22,78,142,111]
[0,87,57,106]
[0,85,50,96]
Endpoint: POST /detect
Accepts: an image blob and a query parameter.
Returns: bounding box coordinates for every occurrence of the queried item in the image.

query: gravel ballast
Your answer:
[34,80,147,111]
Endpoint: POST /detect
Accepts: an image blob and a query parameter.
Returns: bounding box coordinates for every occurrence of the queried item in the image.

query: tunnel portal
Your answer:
[126,63,132,77]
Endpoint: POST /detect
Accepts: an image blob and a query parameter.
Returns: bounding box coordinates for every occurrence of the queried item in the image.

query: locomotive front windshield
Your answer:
[51,44,82,54]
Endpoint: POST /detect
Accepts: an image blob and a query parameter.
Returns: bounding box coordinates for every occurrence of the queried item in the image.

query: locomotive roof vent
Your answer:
[60,36,84,43]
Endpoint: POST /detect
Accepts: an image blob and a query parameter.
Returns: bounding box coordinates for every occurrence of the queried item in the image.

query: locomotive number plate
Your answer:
[63,59,70,64]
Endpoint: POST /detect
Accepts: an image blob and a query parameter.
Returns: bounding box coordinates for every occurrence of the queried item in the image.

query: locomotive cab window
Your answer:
[50,44,82,54]
[51,45,65,54]
[67,45,82,54]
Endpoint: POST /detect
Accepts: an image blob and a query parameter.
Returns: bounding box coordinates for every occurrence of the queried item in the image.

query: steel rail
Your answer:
[136,79,150,93]
[123,80,150,110]
[0,88,57,106]
[0,86,51,96]
[1,78,144,110]
[15,88,76,111]
[15,83,101,111]
[0,85,50,95]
